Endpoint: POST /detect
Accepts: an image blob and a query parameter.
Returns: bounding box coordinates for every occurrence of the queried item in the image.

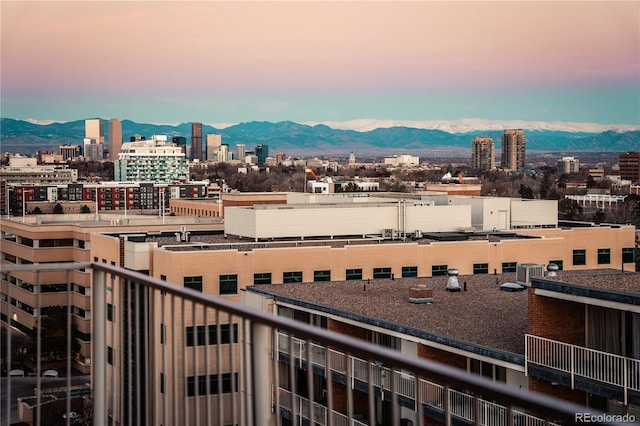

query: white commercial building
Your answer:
[383,154,420,166]
[114,135,189,182]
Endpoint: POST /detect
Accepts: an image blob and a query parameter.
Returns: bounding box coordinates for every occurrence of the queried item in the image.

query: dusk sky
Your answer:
[2,1,639,131]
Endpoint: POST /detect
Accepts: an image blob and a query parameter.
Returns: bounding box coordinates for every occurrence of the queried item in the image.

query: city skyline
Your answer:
[2,1,639,128]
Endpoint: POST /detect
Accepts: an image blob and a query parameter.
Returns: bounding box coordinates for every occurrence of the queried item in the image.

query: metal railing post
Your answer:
[92,267,107,426]
[250,321,271,426]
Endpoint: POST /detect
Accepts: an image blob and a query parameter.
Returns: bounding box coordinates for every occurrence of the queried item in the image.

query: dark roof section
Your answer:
[247,273,528,362]
[531,271,640,307]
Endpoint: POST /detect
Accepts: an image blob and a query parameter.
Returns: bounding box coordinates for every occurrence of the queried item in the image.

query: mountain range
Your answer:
[1,118,639,157]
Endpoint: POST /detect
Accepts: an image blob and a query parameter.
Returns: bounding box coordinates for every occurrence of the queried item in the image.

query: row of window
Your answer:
[185,324,239,346]
[176,248,635,291]
[186,373,238,397]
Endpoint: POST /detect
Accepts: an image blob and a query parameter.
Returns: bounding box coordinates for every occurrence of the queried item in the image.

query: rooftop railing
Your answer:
[2,263,617,425]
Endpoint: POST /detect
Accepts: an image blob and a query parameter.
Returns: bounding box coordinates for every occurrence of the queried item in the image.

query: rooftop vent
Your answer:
[547,263,559,277]
[446,268,461,292]
[516,263,544,286]
[500,282,525,292]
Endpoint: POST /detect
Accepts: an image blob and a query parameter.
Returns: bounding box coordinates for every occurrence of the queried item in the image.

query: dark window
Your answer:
[219,274,238,295]
[160,274,167,281]
[573,249,586,266]
[160,324,166,344]
[107,346,114,365]
[209,323,238,345]
[313,270,331,282]
[622,248,635,264]
[186,326,206,346]
[501,262,517,273]
[283,271,303,283]
[187,373,238,397]
[345,269,362,280]
[253,273,272,285]
[432,265,448,276]
[373,267,392,279]
[184,276,203,292]
[160,372,165,394]
[473,263,489,274]
[597,248,611,265]
[402,266,418,278]
[549,260,563,270]
[107,303,114,322]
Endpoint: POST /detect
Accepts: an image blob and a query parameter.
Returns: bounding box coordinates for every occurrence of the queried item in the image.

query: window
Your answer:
[187,324,238,346]
[160,324,166,344]
[549,260,563,270]
[283,271,303,283]
[313,270,331,282]
[597,249,610,265]
[187,373,238,397]
[501,262,517,273]
[219,274,238,295]
[402,266,418,278]
[573,249,586,266]
[253,273,272,285]
[184,276,203,292]
[622,248,635,264]
[469,359,506,383]
[107,346,114,365]
[432,265,448,276]
[373,267,392,279]
[160,274,166,281]
[107,303,114,322]
[160,373,165,394]
[473,263,489,274]
[345,269,362,280]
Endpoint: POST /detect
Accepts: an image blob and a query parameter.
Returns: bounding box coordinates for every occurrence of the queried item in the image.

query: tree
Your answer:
[33,306,70,361]
[53,202,64,214]
[558,198,583,220]
[80,204,91,214]
[31,206,43,215]
[519,184,534,199]
[592,209,606,224]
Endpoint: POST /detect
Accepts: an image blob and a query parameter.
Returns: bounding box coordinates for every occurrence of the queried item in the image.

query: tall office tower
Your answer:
[108,118,123,161]
[619,152,640,183]
[501,129,525,171]
[255,144,268,164]
[349,151,356,166]
[218,144,230,162]
[172,136,188,156]
[58,145,81,161]
[275,152,286,164]
[191,122,203,161]
[236,144,246,162]
[471,136,495,171]
[557,156,580,174]
[206,134,222,161]
[84,119,105,161]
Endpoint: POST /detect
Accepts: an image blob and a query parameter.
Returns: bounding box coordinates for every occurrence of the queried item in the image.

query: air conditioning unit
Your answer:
[516,263,544,285]
[412,230,423,240]
[382,229,396,239]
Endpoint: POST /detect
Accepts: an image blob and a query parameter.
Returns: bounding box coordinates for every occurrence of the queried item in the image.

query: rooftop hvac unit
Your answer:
[382,229,396,240]
[516,263,544,286]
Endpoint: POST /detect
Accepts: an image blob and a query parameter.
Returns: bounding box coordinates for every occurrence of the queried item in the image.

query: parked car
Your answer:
[9,369,25,377]
[43,369,59,377]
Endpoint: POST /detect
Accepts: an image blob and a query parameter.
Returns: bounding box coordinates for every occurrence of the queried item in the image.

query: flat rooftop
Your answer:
[249,273,529,357]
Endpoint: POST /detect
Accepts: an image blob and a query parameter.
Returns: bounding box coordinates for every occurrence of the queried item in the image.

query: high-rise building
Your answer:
[236,144,246,162]
[172,136,188,156]
[108,118,123,161]
[255,144,268,164]
[619,151,640,183]
[84,119,105,161]
[557,156,580,174]
[58,145,81,161]
[472,136,495,171]
[501,129,525,171]
[191,122,203,161]
[349,151,356,166]
[114,135,188,182]
[206,134,222,161]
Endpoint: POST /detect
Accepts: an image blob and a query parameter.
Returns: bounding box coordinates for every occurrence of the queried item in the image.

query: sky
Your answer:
[1,1,639,131]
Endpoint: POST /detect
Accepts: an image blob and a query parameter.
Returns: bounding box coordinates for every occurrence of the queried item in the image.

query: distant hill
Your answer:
[1,117,638,156]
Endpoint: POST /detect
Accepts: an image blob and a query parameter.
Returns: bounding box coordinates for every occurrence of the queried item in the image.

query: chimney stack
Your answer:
[446,268,461,292]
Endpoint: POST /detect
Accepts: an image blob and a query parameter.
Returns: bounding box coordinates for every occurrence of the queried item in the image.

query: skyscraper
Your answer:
[191,122,203,161]
[471,136,495,171]
[255,144,268,164]
[619,152,640,183]
[236,144,246,162]
[501,129,525,171]
[84,119,105,161]
[108,118,122,161]
[206,134,222,161]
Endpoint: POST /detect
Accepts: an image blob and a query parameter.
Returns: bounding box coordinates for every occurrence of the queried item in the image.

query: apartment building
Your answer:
[526,271,640,416]
[0,215,222,376]
[501,129,526,171]
[471,136,495,171]
[114,135,189,182]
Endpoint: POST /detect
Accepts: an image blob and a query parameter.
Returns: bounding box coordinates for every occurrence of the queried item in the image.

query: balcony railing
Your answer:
[2,263,613,425]
[525,334,640,405]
